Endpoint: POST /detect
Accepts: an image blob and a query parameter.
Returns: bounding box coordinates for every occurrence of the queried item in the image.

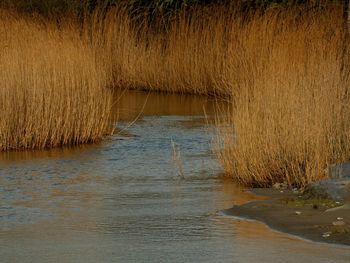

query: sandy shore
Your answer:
[224,188,350,246]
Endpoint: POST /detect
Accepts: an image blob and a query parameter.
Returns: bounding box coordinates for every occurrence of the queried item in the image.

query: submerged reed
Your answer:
[0,11,112,151]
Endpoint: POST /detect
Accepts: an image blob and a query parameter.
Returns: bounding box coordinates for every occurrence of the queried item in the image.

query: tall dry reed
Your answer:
[0,11,112,151]
[88,5,232,95]
[91,4,350,186]
[215,7,350,187]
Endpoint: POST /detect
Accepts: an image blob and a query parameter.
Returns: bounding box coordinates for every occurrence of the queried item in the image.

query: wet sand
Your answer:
[224,188,350,246]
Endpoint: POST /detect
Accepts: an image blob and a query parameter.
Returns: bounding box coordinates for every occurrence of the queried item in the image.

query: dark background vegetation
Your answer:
[0,0,344,17]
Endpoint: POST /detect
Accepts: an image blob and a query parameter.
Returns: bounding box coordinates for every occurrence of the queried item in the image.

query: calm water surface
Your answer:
[0,91,349,262]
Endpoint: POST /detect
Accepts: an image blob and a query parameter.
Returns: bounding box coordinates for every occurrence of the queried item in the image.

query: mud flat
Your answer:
[224,188,350,246]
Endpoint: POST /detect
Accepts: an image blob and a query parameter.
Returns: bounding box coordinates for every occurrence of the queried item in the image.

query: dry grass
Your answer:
[0,10,112,151]
[2,3,350,188]
[215,7,350,187]
[93,4,350,187]
[87,5,232,95]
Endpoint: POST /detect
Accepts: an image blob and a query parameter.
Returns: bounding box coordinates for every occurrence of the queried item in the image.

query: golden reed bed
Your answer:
[90,5,350,186]
[0,11,112,151]
[1,4,350,187]
[213,7,350,187]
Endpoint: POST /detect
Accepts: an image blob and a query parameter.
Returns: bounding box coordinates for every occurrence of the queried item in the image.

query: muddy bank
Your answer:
[224,188,350,246]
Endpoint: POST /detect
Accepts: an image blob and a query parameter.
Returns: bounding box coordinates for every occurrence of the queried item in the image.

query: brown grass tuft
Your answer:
[0,11,112,151]
[215,7,350,187]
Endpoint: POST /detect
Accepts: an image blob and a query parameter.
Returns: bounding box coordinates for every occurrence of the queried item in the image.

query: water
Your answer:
[0,90,349,262]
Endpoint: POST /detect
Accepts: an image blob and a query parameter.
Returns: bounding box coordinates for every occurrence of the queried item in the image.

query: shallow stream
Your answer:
[0,90,349,262]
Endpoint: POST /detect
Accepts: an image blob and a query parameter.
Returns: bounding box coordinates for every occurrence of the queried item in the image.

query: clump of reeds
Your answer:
[215,7,350,187]
[0,10,112,151]
[88,4,232,96]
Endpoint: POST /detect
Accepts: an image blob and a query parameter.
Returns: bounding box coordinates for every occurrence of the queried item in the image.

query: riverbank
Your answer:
[224,188,350,246]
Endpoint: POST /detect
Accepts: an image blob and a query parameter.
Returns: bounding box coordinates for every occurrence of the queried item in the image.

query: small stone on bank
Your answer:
[273,183,281,189]
[322,232,331,238]
[332,221,345,226]
[273,182,287,190]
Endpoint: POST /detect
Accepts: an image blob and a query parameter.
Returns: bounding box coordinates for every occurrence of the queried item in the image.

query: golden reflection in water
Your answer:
[222,216,288,241]
[0,144,100,163]
[217,177,268,208]
[112,89,223,121]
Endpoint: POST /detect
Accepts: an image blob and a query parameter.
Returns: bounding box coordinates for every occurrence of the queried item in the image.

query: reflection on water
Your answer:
[0,90,349,263]
[113,89,219,120]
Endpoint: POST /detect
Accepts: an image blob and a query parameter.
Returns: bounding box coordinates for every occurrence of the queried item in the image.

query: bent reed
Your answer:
[0,11,112,151]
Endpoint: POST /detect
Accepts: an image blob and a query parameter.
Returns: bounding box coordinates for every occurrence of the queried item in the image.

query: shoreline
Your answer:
[223,188,350,246]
